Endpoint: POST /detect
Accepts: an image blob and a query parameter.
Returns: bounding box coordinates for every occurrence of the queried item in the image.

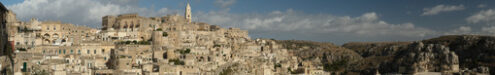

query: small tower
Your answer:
[185,0,192,23]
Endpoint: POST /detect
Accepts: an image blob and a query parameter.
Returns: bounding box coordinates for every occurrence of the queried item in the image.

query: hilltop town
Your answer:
[0,1,494,75]
[0,2,308,75]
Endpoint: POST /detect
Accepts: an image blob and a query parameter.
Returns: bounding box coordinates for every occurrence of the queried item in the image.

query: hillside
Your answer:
[275,40,363,72]
[422,35,495,74]
[339,35,495,74]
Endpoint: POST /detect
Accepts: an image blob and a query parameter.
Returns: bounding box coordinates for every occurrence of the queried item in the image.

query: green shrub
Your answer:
[213,44,221,47]
[132,40,138,44]
[290,68,304,74]
[169,59,184,65]
[117,40,150,45]
[178,49,191,54]
[162,32,168,37]
[323,60,348,71]
[220,67,233,75]
[18,48,27,51]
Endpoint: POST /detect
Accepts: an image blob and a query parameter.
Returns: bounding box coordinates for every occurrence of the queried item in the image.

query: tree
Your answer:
[162,32,168,37]
[178,49,191,54]
[169,59,184,65]
[323,60,348,72]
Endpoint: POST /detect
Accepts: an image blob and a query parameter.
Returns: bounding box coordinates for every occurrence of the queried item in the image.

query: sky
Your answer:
[2,0,495,45]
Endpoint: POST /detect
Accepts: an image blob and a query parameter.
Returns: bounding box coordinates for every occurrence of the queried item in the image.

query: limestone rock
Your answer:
[378,42,459,74]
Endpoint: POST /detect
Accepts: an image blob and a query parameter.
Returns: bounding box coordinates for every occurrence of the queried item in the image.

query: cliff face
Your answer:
[422,35,495,74]
[378,42,459,74]
[342,35,495,74]
[422,35,495,69]
[343,42,459,74]
[277,35,495,74]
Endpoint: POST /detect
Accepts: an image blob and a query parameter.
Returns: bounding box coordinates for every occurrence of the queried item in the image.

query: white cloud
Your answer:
[481,26,495,34]
[422,5,465,16]
[7,0,176,28]
[467,9,495,24]
[215,0,236,8]
[459,26,472,32]
[7,0,442,44]
[444,26,472,35]
[465,9,495,35]
[196,9,435,43]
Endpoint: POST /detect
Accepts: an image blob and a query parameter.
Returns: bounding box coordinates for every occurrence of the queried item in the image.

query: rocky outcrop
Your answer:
[280,35,495,74]
[422,35,495,74]
[276,40,362,72]
[378,42,459,74]
[344,41,460,74]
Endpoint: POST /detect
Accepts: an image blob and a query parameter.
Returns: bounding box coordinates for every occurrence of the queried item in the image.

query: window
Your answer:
[43,50,45,54]
[78,50,81,54]
[70,50,73,54]
[59,50,61,54]
[63,49,66,54]
[94,50,96,54]
[87,50,90,54]
[102,49,105,54]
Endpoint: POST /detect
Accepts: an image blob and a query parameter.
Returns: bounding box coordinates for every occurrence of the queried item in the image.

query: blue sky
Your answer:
[3,0,495,44]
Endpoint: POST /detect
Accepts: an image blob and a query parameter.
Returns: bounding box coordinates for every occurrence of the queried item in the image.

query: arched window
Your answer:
[53,33,59,38]
[44,33,50,38]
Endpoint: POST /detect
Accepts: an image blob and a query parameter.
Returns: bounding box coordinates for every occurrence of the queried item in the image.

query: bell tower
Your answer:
[185,0,192,23]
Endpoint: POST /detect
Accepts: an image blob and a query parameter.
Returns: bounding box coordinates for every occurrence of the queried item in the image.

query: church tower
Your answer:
[185,1,192,23]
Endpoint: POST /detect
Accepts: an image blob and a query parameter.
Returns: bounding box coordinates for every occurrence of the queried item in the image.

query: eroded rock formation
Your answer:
[378,42,459,74]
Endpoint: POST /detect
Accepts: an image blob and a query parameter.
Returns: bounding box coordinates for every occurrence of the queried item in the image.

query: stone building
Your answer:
[101,13,161,41]
[4,1,306,75]
[0,2,16,75]
[185,1,192,23]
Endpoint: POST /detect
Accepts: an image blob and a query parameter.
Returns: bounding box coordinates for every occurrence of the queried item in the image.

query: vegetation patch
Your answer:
[220,67,233,75]
[162,32,168,37]
[116,40,151,45]
[323,60,348,72]
[169,59,185,65]
[176,48,191,54]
